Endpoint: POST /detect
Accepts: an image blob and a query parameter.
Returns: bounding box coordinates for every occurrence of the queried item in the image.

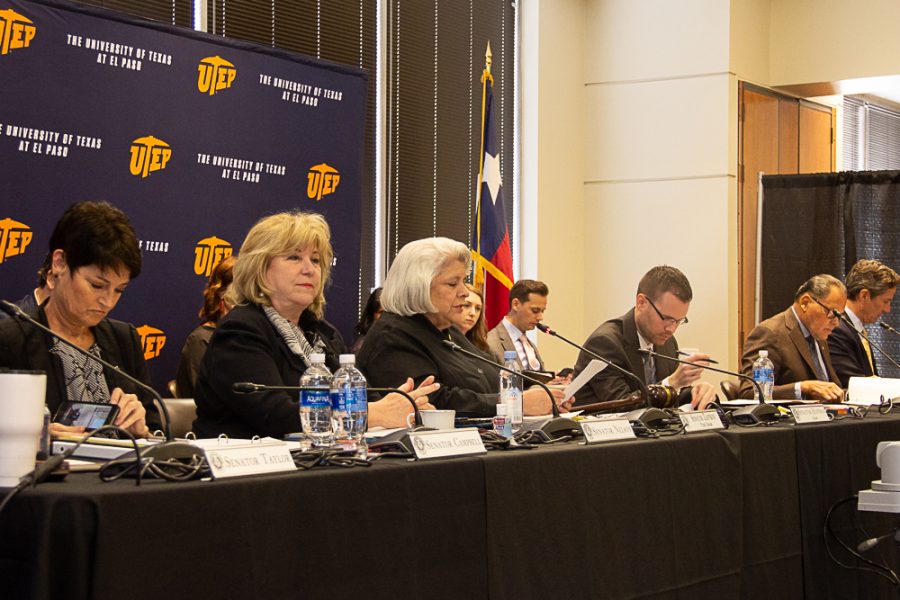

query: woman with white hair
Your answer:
[192,211,437,439]
[357,237,565,417]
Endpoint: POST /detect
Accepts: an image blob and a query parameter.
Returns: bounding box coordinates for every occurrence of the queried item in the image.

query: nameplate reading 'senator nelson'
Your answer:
[580,417,636,444]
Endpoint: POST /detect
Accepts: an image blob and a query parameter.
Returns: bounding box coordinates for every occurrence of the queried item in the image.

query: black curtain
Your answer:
[761,170,900,377]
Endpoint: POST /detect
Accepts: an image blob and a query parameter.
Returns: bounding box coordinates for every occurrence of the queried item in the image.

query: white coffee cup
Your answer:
[0,371,47,488]
[407,409,456,430]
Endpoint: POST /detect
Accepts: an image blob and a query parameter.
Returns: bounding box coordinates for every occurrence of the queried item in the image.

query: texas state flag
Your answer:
[471,75,513,330]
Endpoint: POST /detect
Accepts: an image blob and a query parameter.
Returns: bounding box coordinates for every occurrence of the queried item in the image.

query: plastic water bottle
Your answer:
[752,350,775,402]
[331,354,368,449]
[300,353,334,447]
[492,402,512,438]
[500,350,524,432]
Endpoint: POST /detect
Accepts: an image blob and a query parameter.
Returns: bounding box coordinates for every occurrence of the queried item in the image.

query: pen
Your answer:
[678,350,719,364]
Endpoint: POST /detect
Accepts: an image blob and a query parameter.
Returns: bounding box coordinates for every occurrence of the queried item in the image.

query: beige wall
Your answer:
[579,0,738,377]
[520,0,586,371]
[525,0,900,378]
[770,0,900,86]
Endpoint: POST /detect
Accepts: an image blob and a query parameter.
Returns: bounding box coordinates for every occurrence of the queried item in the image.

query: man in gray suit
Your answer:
[486,279,548,371]
[739,274,846,400]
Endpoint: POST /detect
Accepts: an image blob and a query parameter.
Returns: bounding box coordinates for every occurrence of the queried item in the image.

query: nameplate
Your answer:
[204,441,296,479]
[408,429,486,460]
[580,417,636,444]
[678,410,725,433]
[790,405,830,424]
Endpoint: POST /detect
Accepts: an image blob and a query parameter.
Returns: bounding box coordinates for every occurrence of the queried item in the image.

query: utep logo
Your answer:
[129,136,172,178]
[194,236,233,277]
[0,217,32,264]
[0,9,36,56]
[136,325,166,360]
[307,163,340,201]
[197,56,236,96]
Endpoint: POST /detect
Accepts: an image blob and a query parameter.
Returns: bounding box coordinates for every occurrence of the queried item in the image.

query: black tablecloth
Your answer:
[4,413,900,600]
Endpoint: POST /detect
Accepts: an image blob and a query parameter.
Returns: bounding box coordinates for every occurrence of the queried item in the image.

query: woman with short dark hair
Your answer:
[0,201,151,437]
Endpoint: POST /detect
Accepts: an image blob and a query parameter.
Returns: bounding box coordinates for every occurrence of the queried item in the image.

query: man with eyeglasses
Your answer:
[572,265,717,409]
[829,260,899,387]
[739,274,845,400]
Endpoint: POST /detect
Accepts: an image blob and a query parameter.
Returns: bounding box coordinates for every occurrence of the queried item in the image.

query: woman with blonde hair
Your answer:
[193,211,436,438]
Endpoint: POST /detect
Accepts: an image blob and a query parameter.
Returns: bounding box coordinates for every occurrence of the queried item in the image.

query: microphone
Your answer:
[838,314,900,370]
[881,321,900,338]
[232,382,423,426]
[857,529,900,552]
[0,299,172,441]
[638,348,779,425]
[534,323,669,427]
[441,339,581,439]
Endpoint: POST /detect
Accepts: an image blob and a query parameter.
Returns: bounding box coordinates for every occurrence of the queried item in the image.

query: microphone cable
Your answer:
[0,424,143,516]
[824,494,900,593]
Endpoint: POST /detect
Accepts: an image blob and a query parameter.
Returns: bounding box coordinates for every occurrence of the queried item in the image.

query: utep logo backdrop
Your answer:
[0,0,368,394]
[0,217,32,263]
[0,9,35,55]
[194,236,232,277]
[129,136,171,178]
[197,55,235,95]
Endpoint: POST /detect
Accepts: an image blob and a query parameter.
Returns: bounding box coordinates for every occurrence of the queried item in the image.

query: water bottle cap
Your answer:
[339,354,355,365]
[503,350,517,360]
[759,350,768,358]
[310,353,326,363]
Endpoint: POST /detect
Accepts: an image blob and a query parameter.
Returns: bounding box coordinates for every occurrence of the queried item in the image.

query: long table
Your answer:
[3,413,900,600]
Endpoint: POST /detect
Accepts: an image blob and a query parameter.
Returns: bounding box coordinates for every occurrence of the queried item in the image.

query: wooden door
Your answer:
[738,83,834,354]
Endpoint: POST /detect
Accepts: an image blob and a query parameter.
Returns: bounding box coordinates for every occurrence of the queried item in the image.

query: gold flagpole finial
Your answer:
[485,41,492,75]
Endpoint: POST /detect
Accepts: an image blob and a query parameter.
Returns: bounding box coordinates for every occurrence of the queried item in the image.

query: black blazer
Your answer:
[356,312,500,417]
[572,308,679,407]
[828,318,876,388]
[192,303,346,439]
[0,304,153,416]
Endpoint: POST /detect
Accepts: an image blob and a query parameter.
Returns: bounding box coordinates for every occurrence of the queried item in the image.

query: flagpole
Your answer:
[473,42,493,289]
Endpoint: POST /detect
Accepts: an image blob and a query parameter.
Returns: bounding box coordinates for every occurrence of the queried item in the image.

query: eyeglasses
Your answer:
[811,296,843,321]
[644,295,689,327]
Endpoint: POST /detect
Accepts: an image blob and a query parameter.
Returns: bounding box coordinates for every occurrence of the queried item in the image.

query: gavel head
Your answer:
[647,384,679,408]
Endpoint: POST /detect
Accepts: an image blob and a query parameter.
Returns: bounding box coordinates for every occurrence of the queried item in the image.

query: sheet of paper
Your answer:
[564,360,608,401]
[847,376,900,405]
[523,410,582,423]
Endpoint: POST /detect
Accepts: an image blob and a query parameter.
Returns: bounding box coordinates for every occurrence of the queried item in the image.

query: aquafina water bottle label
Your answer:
[302,389,330,408]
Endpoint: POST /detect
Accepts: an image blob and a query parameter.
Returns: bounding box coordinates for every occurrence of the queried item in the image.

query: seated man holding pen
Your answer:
[739,274,845,401]
[571,266,717,409]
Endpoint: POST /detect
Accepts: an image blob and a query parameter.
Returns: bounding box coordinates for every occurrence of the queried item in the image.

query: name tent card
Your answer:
[790,405,830,424]
[580,417,636,444]
[678,409,725,433]
[408,429,486,460]
[203,440,296,479]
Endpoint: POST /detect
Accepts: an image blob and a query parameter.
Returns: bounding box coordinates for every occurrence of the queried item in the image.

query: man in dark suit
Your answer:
[485,279,547,370]
[829,259,899,387]
[739,274,846,400]
[572,266,716,409]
